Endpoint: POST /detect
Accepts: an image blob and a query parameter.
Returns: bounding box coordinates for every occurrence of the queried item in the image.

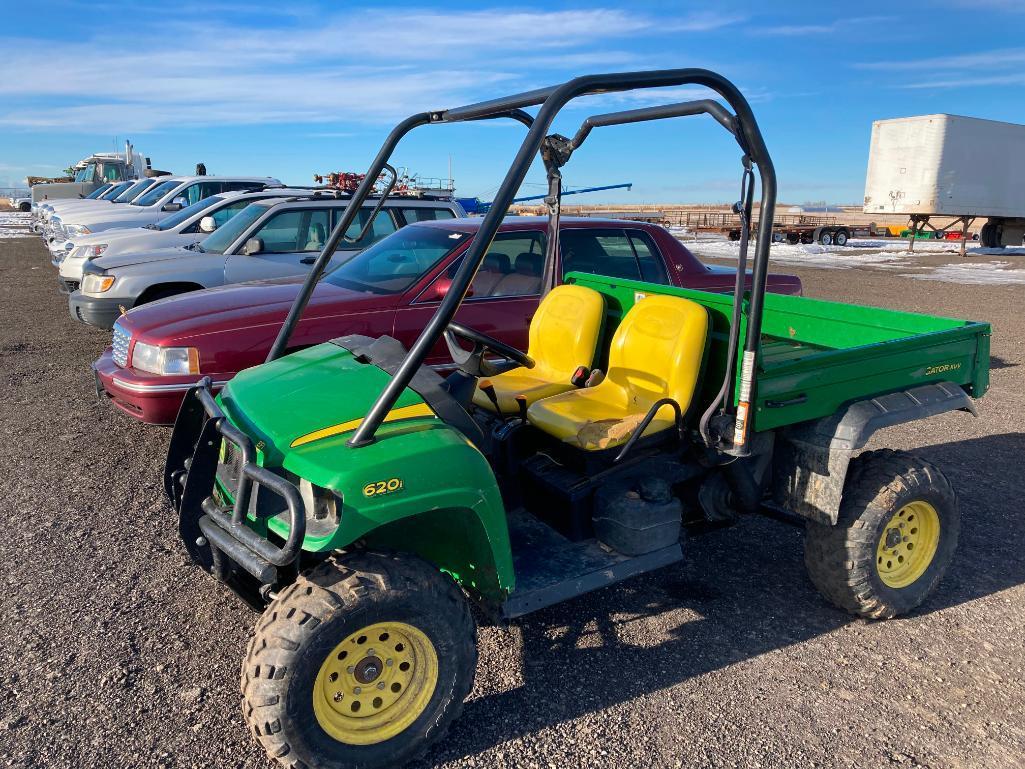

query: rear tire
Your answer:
[804,449,959,619]
[833,229,849,246]
[979,221,1003,248]
[242,552,476,769]
[818,229,833,246]
[18,202,30,212]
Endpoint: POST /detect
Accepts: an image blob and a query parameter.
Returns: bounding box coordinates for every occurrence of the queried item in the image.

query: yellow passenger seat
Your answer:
[471,285,606,414]
[527,294,708,450]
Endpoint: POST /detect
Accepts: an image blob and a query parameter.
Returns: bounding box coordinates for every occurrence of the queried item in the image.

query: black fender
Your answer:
[771,382,976,524]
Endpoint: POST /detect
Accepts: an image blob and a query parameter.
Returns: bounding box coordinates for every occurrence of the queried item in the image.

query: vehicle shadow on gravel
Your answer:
[420,433,1025,766]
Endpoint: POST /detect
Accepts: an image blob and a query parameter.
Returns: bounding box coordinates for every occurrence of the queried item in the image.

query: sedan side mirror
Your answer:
[162,202,182,212]
[199,216,217,233]
[243,237,264,256]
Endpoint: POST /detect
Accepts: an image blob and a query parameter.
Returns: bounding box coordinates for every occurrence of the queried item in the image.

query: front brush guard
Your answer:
[164,377,306,594]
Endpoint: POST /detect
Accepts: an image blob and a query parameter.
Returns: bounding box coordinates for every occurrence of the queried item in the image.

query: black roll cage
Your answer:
[266,68,776,456]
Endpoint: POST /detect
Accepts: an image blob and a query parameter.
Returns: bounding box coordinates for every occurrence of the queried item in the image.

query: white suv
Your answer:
[57,187,314,293]
[48,175,280,261]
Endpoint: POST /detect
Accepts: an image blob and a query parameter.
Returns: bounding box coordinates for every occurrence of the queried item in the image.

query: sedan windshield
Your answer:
[112,178,156,203]
[323,225,468,294]
[132,180,181,207]
[154,195,222,231]
[197,201,273,254]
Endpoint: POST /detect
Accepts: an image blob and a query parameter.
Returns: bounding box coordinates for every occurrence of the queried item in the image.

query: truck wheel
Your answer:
[833,229,849,246]
[19,202,30,212]
[979,221,1003,248]
[786,233,800,245]
[803,449,959,619]
[800,232,814,245]
[242,551,477,769]
[818,229,833,246]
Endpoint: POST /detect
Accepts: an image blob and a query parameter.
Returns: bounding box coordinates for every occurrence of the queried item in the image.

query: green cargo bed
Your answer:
[565,273,990,432]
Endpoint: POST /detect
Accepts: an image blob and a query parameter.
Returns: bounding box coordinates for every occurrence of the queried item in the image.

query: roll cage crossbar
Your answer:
[267,68,777,455]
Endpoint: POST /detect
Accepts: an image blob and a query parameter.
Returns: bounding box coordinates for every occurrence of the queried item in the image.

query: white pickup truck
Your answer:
[57,187,314,293]
[38,179,152,239]
[47,176,281,262]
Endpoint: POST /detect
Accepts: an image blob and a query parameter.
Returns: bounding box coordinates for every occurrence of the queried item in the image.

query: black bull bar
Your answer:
[164,377,306,590]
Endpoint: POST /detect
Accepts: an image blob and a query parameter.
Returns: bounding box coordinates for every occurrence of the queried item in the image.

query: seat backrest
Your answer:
[527,285,606,380]
[606,295,709,413]
[304,222,326,251]
[471,253,510,297]
[491,252,543,297]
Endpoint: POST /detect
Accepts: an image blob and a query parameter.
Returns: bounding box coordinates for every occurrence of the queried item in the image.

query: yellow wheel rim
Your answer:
[875,500,940,589]
[312,621,439,746]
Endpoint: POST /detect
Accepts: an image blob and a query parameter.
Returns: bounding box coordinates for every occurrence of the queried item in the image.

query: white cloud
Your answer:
[854,47,1025,90]
[0,8,747,133]
[753,15,892,36]
[856,48,1025,71]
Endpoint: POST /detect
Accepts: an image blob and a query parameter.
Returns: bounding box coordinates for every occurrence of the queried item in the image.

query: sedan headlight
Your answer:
[65,224,91,237]
[131,341,200,375]
[82,274,115,294]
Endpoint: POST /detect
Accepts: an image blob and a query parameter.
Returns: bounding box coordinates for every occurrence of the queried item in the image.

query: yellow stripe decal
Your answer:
[290,402,436,448]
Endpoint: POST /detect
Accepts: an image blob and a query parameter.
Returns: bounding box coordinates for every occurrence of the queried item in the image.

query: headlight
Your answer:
[131,341,200,375]
[65,224,91,236]
[80,243,107,258]
[82,274,115,293]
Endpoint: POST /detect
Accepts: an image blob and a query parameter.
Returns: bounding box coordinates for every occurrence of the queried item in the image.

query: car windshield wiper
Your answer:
[143,223,159,230]
[185,241,205,252]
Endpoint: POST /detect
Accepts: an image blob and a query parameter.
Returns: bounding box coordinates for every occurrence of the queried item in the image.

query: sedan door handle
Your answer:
[300,256,316,264]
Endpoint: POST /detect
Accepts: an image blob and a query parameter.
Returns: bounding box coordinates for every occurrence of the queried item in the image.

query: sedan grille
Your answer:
[111,324,130,368]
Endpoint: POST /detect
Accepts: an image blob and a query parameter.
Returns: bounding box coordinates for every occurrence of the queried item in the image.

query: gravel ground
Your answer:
[1,235,1022,769]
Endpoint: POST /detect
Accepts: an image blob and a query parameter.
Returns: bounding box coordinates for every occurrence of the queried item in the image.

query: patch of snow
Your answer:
[904,261,1025,286]
[685,239,910,270]
[847,239,959,252]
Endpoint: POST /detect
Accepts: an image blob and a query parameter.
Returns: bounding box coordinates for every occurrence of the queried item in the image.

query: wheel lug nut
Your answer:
[354,687,362,695]
[377,682,385,690]
[367,649,375,655]
[386,659,393,666]
[347,666,354,674]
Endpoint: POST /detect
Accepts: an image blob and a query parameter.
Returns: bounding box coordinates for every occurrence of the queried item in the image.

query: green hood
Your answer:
[218,342,428,463]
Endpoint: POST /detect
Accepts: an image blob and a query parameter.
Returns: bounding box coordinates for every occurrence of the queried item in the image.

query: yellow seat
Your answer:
[527,294,708,450]
[472,285,605,414]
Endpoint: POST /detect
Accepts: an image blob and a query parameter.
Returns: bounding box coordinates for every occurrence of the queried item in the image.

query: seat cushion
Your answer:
[527,293,708,450]
[526,386,676,450]
[473,284,606,414]
[472,373,574,414]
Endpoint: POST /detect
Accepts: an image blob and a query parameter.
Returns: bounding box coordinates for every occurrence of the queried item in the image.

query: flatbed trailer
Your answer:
[672,211,883,245]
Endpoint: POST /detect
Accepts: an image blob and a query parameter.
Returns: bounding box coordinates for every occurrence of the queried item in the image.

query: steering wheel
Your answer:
[444,322,534,378]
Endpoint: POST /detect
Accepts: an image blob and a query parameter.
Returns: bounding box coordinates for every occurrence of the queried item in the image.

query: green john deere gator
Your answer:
[164,69,990,769]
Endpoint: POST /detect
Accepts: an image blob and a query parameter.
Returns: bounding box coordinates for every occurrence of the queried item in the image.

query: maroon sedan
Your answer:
[93,217,802,424]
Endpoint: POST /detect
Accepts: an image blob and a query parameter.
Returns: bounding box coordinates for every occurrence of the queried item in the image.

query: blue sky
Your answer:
[2,0,1024,205]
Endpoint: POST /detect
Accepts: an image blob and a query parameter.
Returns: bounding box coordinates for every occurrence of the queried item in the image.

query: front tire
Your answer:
[804,449,959,619]
[242,552,477,769]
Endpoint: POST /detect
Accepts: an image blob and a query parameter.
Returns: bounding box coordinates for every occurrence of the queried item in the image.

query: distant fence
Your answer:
[0,188,30,199]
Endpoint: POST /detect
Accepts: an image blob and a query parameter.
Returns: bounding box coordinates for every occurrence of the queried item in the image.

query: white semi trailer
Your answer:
[863,114,1025,249]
